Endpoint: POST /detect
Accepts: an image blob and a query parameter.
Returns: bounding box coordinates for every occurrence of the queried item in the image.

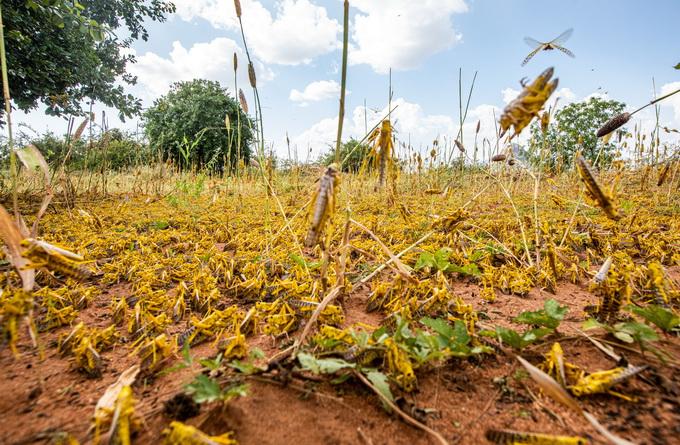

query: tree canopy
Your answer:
[529,97,626,169]
[144,79,254,171]
[0,0,175,122]
[321,138,371,172]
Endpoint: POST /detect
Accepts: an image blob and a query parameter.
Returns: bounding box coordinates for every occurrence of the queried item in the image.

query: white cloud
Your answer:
[660,81,680,124]
[291,97,497,160]
[290,80,341,106]
[349,0,468,73]
[171,0,340,65]
[128,38,274,100]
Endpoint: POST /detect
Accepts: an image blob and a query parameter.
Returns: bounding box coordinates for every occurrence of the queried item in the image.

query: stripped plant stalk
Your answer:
[335,0,349,164]
[0,3,19,219]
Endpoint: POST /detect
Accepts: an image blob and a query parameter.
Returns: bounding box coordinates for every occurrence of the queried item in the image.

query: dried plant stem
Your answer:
[0,3,19,219]
[494,177,534,266]
[353,370,448,445]
[349,218,414,282]
[354,231,433,290]
[334,0,349,164]
[292,285,343,355]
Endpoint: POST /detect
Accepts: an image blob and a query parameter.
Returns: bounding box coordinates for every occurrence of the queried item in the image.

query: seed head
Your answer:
[239,89,249,114]
[234,0,242,18]
[597,112,631,138]
[248,62,257,88]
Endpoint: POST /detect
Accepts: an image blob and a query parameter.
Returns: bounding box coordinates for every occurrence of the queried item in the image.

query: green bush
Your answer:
[528,97,626,169]
[143,79,254,172]
[320,138,371,172]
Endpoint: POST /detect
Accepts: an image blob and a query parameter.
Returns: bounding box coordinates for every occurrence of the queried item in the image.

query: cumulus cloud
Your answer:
[171,0,340,65]
[290,97,501,161]
[349,0,468,73]
[289,80,341,106]
[128,38,274,100]
[659,81,680,124]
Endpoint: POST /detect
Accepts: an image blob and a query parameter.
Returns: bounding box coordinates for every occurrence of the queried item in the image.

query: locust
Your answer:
[485,429,588,445]
[500,67,558,138]
[522,28,575,66]
[304,164,340,248]
[21,238,91,281]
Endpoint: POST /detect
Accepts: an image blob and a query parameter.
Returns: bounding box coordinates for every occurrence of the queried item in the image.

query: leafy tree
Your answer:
[321,138,371,172]
[22,128,150,170]
[143,79,254,171]
[0,0,175,121]
[529,97,626,169]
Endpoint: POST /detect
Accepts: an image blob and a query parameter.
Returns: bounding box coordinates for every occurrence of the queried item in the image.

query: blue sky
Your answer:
[12,0,680,160]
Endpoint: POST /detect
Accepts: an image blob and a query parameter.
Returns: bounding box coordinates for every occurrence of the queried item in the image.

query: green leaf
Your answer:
[470,345,494,355]
[149,220,169,230]
[582,318,604,330]
[522,328,553,344]
[289,253,321,270]
[513,299,567,329]
[433,248,452,271]
[544,299,568,320]
[613,331,634,343]
[444,263,481,277]
[629,305,680,332]
[495,327,523,349]
[415,251,435,270]
[199,353,223,371]
[421,317,454,339]
[496,326,552,350]
[229,360,259,375]
[184,375,223,404]
[297,352,355,374]
[615,321,659,343]
[513,310,558,329]
[249,347,265,359]
[675,62,680,69]
[366,371,394,410]
[223,383,248,399]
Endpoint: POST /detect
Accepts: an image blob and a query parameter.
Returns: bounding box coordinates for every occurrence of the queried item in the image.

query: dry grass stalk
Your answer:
[575,155,621,220]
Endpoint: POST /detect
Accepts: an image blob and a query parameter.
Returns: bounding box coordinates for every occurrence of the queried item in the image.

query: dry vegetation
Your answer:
[0,152,679,444]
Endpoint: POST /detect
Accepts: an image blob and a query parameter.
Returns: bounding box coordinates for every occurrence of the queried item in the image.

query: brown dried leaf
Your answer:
[516,355,582,413]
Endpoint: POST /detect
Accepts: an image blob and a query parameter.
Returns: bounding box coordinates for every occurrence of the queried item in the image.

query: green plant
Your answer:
[483,299,567,350]
[513,299,568,329]
[490,326,553,350]
[184,375,247,404]
[528,97,626,169]
[322,139,371,173]
[628,305,680,333]
[414,248,481,277]
[420,317,491,357]
[144,79,254,171]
